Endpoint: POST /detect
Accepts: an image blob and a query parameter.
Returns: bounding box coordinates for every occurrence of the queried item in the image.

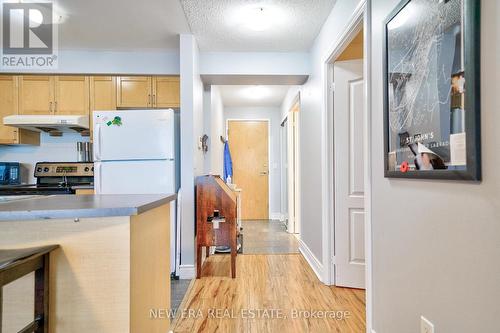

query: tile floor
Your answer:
[241,219,299,254]
[171,279,191,312]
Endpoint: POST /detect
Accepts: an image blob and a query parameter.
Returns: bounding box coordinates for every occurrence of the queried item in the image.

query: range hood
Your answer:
[3,115,89,136]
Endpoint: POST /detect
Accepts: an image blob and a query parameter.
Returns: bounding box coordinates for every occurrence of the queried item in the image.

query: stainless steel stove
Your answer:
[0,162,94,196]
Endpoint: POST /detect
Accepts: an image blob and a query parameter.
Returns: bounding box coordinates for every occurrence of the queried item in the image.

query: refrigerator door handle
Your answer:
[94,123,102,161]
[94,162,102,194]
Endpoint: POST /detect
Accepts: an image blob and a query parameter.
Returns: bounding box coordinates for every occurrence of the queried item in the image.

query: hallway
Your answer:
[171,254,365,333]
[242,220,299,254]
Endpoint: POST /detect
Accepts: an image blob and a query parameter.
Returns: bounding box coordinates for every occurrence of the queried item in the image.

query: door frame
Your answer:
[287,97,300,234]
[321,1,373,332]
[279,116,289,226]
[226,118,272,220]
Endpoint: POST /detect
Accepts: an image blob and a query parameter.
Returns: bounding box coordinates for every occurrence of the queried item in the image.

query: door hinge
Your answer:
[331,255,336,265]
[330,83,335,92]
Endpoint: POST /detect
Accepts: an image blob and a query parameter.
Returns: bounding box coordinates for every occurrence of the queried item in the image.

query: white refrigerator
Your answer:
[93,109,180,275]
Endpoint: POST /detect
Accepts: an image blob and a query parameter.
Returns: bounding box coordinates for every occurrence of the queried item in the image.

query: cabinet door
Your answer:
[89,76,116,141]
[153,76,180,108]
[90,76,116,111]
[116,76,152,108]
[54,76,90,115]
[19,75,54,115]
[0,75,19,144]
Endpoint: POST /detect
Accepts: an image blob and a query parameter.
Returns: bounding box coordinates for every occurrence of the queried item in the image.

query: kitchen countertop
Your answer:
[0,194,176,221]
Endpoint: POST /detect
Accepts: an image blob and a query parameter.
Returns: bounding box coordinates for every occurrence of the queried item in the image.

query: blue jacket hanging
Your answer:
[223,141,233,182]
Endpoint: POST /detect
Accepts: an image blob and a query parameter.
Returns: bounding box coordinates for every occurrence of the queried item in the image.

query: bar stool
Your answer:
[0,245,59,333]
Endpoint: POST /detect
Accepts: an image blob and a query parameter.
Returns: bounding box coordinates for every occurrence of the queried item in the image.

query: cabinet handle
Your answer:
[148,94,151,107]
[153,94,156,107]
[54,101,57,112]
[49,102,53,112]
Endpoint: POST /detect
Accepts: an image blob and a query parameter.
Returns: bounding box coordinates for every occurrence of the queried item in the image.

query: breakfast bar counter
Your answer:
[0,194,176,221]
[0,194,176,333]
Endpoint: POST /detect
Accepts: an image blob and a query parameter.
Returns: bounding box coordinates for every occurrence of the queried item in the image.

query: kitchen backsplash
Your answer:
[0,133,90,183]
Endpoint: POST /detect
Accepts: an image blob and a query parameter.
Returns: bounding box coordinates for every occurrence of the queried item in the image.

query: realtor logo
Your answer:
[1,1,58,69]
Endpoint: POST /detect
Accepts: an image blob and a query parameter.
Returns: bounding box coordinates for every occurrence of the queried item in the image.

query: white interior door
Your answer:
[334,59,365,289]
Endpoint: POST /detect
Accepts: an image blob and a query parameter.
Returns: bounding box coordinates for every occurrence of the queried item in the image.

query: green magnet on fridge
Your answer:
[106,116,122,126]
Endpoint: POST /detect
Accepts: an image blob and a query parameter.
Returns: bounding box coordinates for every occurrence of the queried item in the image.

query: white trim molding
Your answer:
[298,239,325,283]
[269,213,282,220]
[178,264,195,279]
[363,2,373,333]
[319,1,373,332]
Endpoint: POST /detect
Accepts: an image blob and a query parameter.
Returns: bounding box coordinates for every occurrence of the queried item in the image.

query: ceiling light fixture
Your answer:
[246,6,270,31]
[241,86,271,100]
[230,4,286,32]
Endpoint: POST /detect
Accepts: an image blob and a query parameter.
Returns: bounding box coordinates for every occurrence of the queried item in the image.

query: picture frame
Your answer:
[383,0,481,180]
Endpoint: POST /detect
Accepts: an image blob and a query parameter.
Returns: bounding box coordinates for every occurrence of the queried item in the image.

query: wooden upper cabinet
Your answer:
[0,76,19,144]
[90,76,116,111]
[153,76,180,108]
[89,76,116,141]
[19,76,54,115]
[116,76,152,108]
[54,76,89,116]
[0,76,39,145]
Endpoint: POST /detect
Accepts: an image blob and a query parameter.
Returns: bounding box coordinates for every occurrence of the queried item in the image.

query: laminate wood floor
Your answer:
[171,254,365,333]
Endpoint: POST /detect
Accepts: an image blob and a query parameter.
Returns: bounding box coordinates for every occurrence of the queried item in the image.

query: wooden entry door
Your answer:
[228,120,269,220]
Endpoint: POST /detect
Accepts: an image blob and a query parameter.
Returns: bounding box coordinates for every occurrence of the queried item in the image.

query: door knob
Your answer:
[260,171,268,175]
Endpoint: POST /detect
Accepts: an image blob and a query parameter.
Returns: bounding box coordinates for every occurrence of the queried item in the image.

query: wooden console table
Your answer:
[195,175,238,278]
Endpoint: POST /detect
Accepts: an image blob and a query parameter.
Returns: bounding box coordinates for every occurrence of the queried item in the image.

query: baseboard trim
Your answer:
[298,239,324,283]
[269,213,281,220]
[178,264,195,279]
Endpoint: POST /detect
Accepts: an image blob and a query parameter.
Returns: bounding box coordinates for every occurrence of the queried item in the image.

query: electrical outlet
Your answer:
[421,316,434,333]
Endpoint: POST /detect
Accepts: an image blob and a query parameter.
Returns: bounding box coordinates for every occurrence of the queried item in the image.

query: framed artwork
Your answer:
[383,0,481,180]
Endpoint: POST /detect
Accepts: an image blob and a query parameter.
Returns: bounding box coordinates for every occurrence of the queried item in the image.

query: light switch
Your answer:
[421,316,434,333]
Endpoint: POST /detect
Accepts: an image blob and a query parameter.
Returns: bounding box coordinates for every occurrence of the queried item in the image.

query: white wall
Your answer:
[371,1,500,332]
[280,0,365,272]
[179,34,204,277]
[200,52,310,76]
[224,106,282,219]
[0,50,180,75]
[0,133,89,183]
[203,85,225,176]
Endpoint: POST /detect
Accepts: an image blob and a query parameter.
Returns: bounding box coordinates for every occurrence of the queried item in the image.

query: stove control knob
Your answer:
[36,167,42,172]
[43,167,49,172]
[84,167,90,172]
